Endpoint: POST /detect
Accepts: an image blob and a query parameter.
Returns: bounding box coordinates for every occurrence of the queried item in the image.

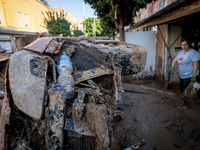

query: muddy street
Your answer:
[114,82,200,150]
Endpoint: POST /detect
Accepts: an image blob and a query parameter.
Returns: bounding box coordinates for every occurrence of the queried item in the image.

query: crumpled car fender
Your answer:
[9,50,46,119]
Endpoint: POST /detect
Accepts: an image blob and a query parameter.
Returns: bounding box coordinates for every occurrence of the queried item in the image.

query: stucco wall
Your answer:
[0,0,51,33]
[1,0,36,32]
[125,31,157,78]
[31,0,51,33]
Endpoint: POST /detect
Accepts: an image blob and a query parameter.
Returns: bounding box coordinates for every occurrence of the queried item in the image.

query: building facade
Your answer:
[0,0,83,33]
[134,0,177,31]
[53,6,84,32]
[0,0,83,53]
[0,0,51,33]
[65,10,84,32]
[134,0,200,84]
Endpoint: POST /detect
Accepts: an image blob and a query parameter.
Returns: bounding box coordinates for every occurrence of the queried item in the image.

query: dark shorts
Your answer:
[179,76,200,98]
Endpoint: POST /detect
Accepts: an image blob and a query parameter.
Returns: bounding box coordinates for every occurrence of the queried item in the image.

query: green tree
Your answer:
[95,18,103,36]
[42,10,71,36]
[85,17,94,36]
[85,0,154,42]
[85,17,97,36]
[86,17,110,37]
[73,29,84,37]
[100,17,117,39]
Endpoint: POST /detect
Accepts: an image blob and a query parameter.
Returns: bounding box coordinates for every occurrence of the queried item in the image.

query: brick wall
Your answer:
[135,0,177,24]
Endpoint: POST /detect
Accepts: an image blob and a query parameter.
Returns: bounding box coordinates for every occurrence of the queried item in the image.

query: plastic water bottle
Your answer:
[57,52,74,99]
[57,52,72,73]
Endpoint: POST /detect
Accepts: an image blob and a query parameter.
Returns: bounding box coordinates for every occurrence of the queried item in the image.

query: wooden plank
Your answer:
[0,53,11,63]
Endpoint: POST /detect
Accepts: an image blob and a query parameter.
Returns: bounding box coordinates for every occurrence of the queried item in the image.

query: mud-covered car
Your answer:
[0,37,147,150]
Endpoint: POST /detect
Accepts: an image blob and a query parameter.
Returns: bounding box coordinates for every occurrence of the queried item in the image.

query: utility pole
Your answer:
[93,17,96,37]
[82,0,86,36]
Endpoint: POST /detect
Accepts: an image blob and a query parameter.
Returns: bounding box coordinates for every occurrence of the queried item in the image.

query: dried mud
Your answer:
[114,82,200,150]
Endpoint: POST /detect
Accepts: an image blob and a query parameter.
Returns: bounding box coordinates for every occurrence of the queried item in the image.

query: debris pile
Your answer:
[0,37,142,150]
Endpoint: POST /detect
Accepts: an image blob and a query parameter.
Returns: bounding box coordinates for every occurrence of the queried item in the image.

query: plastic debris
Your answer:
[119,88,124,92]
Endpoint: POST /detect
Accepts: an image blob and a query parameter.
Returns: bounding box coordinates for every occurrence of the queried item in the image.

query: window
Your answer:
[153,9,157,14]
[17,11,29,27]
[164,0,168,7]
[17,11,23,27]
[159,0,168,11]
[159,2,163,10]
[23,13,29,27]
[0,13,3,25]
[0,8,4,25]
[142,13,146,19]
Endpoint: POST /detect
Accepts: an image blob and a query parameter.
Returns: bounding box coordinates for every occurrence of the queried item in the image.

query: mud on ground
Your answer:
[114,82,200,150]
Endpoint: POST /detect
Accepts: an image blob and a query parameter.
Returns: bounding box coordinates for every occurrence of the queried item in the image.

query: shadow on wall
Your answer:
[125,31,157,79]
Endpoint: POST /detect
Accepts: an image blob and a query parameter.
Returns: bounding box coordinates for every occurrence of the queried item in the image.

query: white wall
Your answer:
[0,35,12,53]
[125,31,157,78]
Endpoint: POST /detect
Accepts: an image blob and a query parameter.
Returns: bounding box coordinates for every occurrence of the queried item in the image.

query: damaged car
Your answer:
[0,36,146,150]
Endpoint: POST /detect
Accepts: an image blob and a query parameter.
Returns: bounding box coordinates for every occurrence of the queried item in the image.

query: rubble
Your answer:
[183,82,200,100]
[73,65,114,85]
[123,140,146,150]
[48,89,66,149]
[117,104,129,110]
[113,114,123,122]
[0,36,150,149]
[0,37,134,150]
[86,103,109,150]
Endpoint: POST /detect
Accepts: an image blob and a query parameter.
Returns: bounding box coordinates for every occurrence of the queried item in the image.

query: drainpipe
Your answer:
[82,0,86,36]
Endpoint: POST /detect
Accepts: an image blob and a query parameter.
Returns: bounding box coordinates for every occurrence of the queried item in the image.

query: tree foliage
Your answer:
[100,17,117,39]
[85,17,94,36]
[42,10,71,36]
[85,17,104,36]
[73,29,85,37]
[85,0,154,41]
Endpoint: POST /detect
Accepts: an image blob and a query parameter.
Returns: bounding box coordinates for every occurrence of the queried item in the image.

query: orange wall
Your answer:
[1,0,36,32]
[0,0,51,32]
[30,0,51,33]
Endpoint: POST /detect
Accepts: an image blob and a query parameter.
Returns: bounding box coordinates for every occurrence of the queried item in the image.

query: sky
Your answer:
[47,0,97,21]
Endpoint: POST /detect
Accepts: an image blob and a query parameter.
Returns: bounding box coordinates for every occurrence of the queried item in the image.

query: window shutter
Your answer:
[23,13,28,27]
[17,12,23,27]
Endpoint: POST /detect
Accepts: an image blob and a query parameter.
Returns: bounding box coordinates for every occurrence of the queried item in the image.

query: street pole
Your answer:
[82,0,86,36]
[93,17,96,37]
